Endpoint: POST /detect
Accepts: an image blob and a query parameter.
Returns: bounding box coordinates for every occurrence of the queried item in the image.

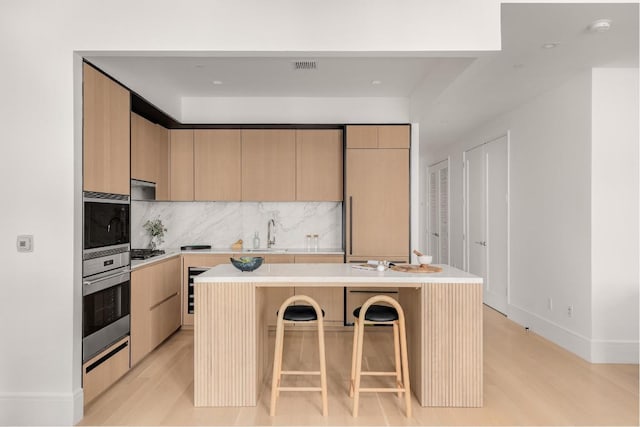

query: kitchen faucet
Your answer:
[267,219,276,248]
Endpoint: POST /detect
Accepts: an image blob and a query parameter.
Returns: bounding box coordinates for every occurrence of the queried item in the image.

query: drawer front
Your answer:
[150,293,181,349]
[82,336,130,404]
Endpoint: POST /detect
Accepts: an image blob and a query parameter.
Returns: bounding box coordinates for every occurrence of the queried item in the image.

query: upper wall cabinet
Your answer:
[131,113,169,200]
[169,129,194,201]
[83,63,130,195]
[194,130,242,201]
[295,129,343,201]
[241,129,296,201]
[345,125,410,149]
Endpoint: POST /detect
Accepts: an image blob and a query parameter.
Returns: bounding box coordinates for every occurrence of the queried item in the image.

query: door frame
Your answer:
[426,157,450,264]
[463,132,511,309]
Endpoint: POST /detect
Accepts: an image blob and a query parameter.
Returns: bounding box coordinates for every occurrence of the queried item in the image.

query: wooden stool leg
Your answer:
[269,317,286,416]
[317,321,328,416]
[349,318,359,397]
[352,318,365,417]
[399,317,412,418]
[392,321,402,398]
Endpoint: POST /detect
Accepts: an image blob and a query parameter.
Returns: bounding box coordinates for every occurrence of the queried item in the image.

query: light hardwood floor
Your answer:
[79,306,639,426]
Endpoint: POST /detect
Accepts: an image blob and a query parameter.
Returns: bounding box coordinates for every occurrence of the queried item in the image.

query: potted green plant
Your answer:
[144,218,167,250]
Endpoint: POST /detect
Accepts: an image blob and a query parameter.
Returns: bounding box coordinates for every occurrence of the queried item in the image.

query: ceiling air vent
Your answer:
[292,60,317,70]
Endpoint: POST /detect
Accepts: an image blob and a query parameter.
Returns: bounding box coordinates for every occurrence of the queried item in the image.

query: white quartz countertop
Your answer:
[195,263,482,285]
[130,248,345,269]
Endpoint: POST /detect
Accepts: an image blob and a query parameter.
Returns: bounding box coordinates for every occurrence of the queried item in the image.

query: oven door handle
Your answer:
[83,270,131,296]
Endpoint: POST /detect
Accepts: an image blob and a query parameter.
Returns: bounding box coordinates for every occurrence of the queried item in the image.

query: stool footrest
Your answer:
[281,370,320,375]
[277,387,323,392]
[359,387,406,393]
[359,371,398,376]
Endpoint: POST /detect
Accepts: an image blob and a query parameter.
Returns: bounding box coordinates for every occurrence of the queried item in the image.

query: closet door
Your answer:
[427,160,450,264]
[464,135,509,314]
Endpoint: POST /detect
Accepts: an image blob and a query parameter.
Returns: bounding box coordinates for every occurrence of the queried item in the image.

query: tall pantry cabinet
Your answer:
[345,125,410,263]
[83,63,130,195]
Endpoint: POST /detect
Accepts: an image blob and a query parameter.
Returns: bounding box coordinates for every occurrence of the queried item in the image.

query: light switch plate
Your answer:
[17,235,33,252]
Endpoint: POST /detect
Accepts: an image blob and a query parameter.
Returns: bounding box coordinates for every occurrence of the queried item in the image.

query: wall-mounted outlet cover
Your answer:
[17,235,34,252]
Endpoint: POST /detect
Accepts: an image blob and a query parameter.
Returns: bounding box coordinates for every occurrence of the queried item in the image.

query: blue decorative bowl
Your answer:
[230,256,264,272]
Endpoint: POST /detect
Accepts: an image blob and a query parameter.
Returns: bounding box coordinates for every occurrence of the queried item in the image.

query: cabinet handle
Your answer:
[349,196,353,255]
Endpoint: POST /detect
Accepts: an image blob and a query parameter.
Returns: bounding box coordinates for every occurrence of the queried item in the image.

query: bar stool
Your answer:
[349,295,411,417]
[270,295,328,416]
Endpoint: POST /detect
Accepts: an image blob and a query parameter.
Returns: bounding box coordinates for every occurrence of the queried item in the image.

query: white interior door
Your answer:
[427,160,449,264]
[485,136,509,313]
[465,146,486,279]
[464,135,509,314]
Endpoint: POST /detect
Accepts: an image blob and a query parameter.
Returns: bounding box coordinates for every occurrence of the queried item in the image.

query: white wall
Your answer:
[0,1,502,425]
[425,68,640,364]
[591,68,639,363]
[182,97,410,124]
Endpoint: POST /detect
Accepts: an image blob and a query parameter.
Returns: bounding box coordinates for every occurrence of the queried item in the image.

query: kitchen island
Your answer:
[194,263,483,408]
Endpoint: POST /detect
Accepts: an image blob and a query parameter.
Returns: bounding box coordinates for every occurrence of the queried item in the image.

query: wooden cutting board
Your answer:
[391,264,443,273]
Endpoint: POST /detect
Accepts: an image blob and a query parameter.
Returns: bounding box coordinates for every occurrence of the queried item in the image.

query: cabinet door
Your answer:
[194,130,241,201]
[155,125,170,201]
[131,112,155,183]
[346,125,377,148]
[241,130,296,201]
[346,149,409,259]
[294,254,344,263]
[263,254,295,264]
[296,129,343,201]
[169,129,194,201]
[130,267,151,366]
[150,293,181,350]
[378,125,410,149]
[83,63,130,195]
[148,257,181,308]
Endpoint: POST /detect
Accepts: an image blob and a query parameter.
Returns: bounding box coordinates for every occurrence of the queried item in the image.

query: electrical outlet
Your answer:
[567,305,573,317]
[547,297,553,311]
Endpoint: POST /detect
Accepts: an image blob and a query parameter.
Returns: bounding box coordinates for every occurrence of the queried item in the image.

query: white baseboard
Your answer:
[591,339,639,364]
[507,303,638,364]
[0,388,83,426]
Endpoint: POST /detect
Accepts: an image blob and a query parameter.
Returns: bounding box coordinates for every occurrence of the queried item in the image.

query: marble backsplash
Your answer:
[131,201,343,250]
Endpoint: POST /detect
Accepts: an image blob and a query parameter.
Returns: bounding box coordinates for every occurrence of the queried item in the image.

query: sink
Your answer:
[246,248,287,253]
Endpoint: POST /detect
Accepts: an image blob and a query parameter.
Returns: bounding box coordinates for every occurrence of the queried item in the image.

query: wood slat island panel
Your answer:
[194,282,257,406]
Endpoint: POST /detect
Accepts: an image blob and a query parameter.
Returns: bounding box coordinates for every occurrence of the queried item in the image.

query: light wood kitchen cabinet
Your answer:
[345,124,410,149]
[295,129,343,201]
[294,254,344,263]
[181,254,231,326]
[82,336,130,405]
[131,112,169,200]
[130,257,181,366]
[241,130,296,201]
[346,148,410,262]
[169,129,194,201]
[263,254,295,264]
[194,130,241,201]
[83,63,130,195]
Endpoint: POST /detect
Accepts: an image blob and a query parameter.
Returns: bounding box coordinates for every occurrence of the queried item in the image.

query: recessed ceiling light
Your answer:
[212,80,223,85]
[371,80,382,85]
[542,42,560,49]
[588,19,612,33]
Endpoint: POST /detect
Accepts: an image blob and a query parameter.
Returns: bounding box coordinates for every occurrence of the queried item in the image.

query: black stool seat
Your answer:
[353,304,399,322]
[280,305,325,321]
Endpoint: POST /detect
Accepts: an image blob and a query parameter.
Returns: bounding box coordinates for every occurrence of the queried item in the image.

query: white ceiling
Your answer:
[86,3,638,149]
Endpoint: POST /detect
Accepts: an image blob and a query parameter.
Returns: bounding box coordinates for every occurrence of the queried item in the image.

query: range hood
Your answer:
[131,179,156,201]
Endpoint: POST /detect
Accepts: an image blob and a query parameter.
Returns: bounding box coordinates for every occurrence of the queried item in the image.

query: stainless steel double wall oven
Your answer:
[82,191,131,362]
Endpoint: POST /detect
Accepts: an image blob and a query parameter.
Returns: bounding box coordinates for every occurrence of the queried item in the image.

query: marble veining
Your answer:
[131,201,342,250]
